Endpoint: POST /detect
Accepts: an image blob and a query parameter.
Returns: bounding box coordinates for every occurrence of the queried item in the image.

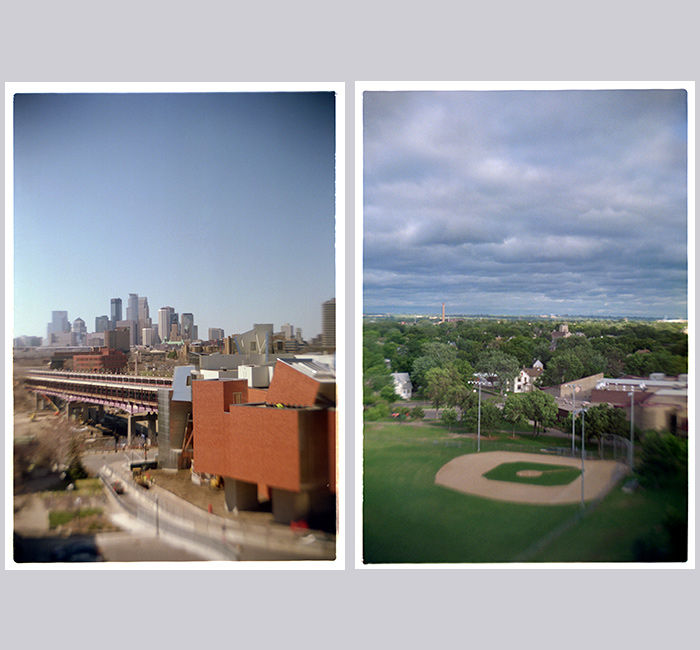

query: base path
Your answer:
[435,451,627,505]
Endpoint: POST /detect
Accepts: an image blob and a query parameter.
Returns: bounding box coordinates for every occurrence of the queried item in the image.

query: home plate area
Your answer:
[435,451,627,505]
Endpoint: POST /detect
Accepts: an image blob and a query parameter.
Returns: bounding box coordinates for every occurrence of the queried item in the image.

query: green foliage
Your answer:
[440,407,458,429]
[480,402,503,432]
[500,335,536,367]
[503,393,529,437]
[475,349,520,394]
[564,403,629,444]
[379,384,398,402]
[520,390,558,436]
[410,342,458,391]
[410,406,425,420]
[637,432,688,488]
[484,462,581,486]
[363,403,391,421]
[49,507,103,528]
[425,366,461,409]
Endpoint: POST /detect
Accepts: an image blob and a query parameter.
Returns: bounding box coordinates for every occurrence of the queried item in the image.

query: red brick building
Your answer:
[192,359,336,527]
[72,347,128,372]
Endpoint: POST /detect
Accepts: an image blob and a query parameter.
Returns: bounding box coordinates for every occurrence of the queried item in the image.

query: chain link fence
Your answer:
[99,466,334,561]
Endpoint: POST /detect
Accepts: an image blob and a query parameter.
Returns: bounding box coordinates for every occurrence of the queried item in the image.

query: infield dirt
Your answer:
[436,451,628,505]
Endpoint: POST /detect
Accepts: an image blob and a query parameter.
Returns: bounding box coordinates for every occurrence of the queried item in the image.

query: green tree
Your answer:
[480,402,502,433]
[410,406,425,421]
[500,335,536,368]
[565,403,629,455]
[637,431,688,488]
[410,342,458,392]
[475,349,520,394]
[441,407,458,430]
[425,366,461,410]
[521,390,558,437]
[503,392,529,438]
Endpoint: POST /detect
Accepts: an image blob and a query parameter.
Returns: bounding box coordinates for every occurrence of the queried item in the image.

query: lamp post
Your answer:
[568,384,580,456]
[477,381,482,453]
[468,378,484,452]
[580,408,586,508]
[628,383,646,471]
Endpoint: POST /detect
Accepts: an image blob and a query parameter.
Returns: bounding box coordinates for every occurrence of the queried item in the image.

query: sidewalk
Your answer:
[101,461,336,562]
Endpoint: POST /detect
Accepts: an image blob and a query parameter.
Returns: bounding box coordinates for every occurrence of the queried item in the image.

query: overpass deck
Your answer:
[24,370,173,415]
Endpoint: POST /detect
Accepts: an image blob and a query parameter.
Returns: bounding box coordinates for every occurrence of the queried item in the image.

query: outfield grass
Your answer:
[363,420,687,564]
[528,483,688,562]
[484,462,581,486]
[363,421,579,563]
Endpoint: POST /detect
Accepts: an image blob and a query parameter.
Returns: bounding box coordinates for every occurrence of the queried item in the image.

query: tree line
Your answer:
[363,316,687,434]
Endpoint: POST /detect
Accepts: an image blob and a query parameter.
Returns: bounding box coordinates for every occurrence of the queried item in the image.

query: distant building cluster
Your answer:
[15,295,337,371]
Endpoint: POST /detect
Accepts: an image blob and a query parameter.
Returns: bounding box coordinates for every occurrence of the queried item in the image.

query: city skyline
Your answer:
[363,85,690,319]
[31,291,332,344]
[11,85,338,341]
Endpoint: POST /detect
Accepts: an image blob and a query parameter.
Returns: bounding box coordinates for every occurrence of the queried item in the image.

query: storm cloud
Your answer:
[363,88,688,318]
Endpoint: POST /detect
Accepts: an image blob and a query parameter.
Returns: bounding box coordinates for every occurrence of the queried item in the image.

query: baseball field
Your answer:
[362,420,686,564]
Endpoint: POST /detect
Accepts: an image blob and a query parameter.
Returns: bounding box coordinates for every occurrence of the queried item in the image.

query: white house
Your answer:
[391,372,413,400]
[512,366,543,393]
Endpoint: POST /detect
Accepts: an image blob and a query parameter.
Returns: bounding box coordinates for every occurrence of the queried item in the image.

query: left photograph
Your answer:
[9,85,340,565]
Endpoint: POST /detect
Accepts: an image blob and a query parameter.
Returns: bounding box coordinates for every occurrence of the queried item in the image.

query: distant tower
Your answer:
[127,293,139,321]
[322,298,336,349]
[208,328,224,341]
[158,307,175,342]
[47,310,70,339]
[441,302,445,323]
[95,315,109,333]
[72,317,87,346]
[110,298,122,329]
[181,313,196,341]
[281,323,294,339]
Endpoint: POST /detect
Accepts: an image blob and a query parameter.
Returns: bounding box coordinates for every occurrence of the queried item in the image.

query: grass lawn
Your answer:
[484,462,581,486]
[363,421,579,563]
[363,420,687,564]
[529,483,688,562]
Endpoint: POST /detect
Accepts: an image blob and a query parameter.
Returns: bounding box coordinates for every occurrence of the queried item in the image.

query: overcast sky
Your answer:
[12,89,336,339]
[363,88,688,319]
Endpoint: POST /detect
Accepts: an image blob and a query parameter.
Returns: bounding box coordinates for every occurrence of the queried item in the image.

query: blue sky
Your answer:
[12,89,337,340]
[363,88,689,319]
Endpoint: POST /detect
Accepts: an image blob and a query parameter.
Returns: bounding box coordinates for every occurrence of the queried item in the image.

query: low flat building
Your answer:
[72,347,128,372]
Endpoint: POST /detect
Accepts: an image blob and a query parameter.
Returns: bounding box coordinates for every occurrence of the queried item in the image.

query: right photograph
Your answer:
[360,84,690,565]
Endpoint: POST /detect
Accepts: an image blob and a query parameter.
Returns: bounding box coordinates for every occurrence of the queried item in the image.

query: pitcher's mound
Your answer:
[435,451,626,505]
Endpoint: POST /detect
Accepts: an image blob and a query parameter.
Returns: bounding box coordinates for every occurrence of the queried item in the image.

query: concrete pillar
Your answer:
[271,488,311,525]
[147,415,157,444]
[127,415,133,447]
[224,478,259,512]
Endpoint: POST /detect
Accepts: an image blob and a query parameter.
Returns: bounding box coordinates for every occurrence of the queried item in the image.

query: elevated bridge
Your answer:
[24,369,173,414]
[23,370,174,445]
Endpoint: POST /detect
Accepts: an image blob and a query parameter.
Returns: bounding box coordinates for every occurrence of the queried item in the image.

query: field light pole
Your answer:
[628,384,645,472]
[477,381,482,453]
[568,384,580,456]
[580,409,586,509]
